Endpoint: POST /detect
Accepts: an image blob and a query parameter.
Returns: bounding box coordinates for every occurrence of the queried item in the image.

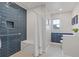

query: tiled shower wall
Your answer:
[0,2,26,57]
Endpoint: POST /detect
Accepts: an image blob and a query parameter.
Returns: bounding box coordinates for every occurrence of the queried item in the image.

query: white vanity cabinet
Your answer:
[62,35,79,57]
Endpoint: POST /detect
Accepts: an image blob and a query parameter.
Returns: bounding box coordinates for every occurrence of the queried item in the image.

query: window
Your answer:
[52,19,60,29]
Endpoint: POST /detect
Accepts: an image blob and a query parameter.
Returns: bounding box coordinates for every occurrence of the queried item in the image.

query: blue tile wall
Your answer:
[0,2,26,57]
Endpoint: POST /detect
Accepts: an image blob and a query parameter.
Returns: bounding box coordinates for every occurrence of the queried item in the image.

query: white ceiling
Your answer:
[46,2,77,14]
[16,2,45,9]
[16,2,78,14]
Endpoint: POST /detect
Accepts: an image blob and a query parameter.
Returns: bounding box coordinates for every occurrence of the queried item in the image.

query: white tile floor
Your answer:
[11,41,70,57]
[40,42,69,57]
[11,40,34,57]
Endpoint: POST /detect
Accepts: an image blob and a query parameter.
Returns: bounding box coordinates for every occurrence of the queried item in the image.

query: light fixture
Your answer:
[59,8,63,11]
[56,25,60,27]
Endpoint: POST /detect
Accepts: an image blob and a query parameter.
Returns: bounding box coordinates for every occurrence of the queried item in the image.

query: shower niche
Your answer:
[0,2,26,57]
[6,21,14,28]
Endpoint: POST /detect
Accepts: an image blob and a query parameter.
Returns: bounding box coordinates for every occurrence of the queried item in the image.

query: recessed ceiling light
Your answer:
[59,8,63,11]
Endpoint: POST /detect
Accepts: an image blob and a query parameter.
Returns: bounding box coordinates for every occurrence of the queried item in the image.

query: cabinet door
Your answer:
[51,33,61,43]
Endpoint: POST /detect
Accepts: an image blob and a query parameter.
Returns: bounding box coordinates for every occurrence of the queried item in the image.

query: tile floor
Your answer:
[40,42,70,57]
[11,41,34,57]
[11,51,33,57]
[11,42,70,57]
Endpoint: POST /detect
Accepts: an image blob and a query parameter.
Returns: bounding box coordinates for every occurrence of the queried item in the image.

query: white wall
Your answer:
[27,5,46,56]
[45,9,51,51]
[72,4,79,29]
[72,4,79,17]
[62,4,79,57]
[46,21,51,52]
[33,5,47,55]
[50,11,72,33]
[27,10,37,44]
[27,5,46,42]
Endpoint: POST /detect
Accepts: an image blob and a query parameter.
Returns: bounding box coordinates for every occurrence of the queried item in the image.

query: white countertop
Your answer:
[63,35,75,36]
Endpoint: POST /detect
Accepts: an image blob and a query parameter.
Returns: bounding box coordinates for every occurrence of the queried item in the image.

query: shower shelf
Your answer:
[0,33,21,36]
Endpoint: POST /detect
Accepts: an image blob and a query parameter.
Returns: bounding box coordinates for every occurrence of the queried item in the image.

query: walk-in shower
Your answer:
[0,2,26,57]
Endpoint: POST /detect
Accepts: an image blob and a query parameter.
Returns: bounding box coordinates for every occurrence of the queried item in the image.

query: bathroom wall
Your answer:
[27,5,47,56]
[27,10,37,44]
[27,5,46,43]
[62,3,79,57]
[47,10,73,43]
[72,3,79,29]
[50,11,72,33]
[0,2,26,57]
